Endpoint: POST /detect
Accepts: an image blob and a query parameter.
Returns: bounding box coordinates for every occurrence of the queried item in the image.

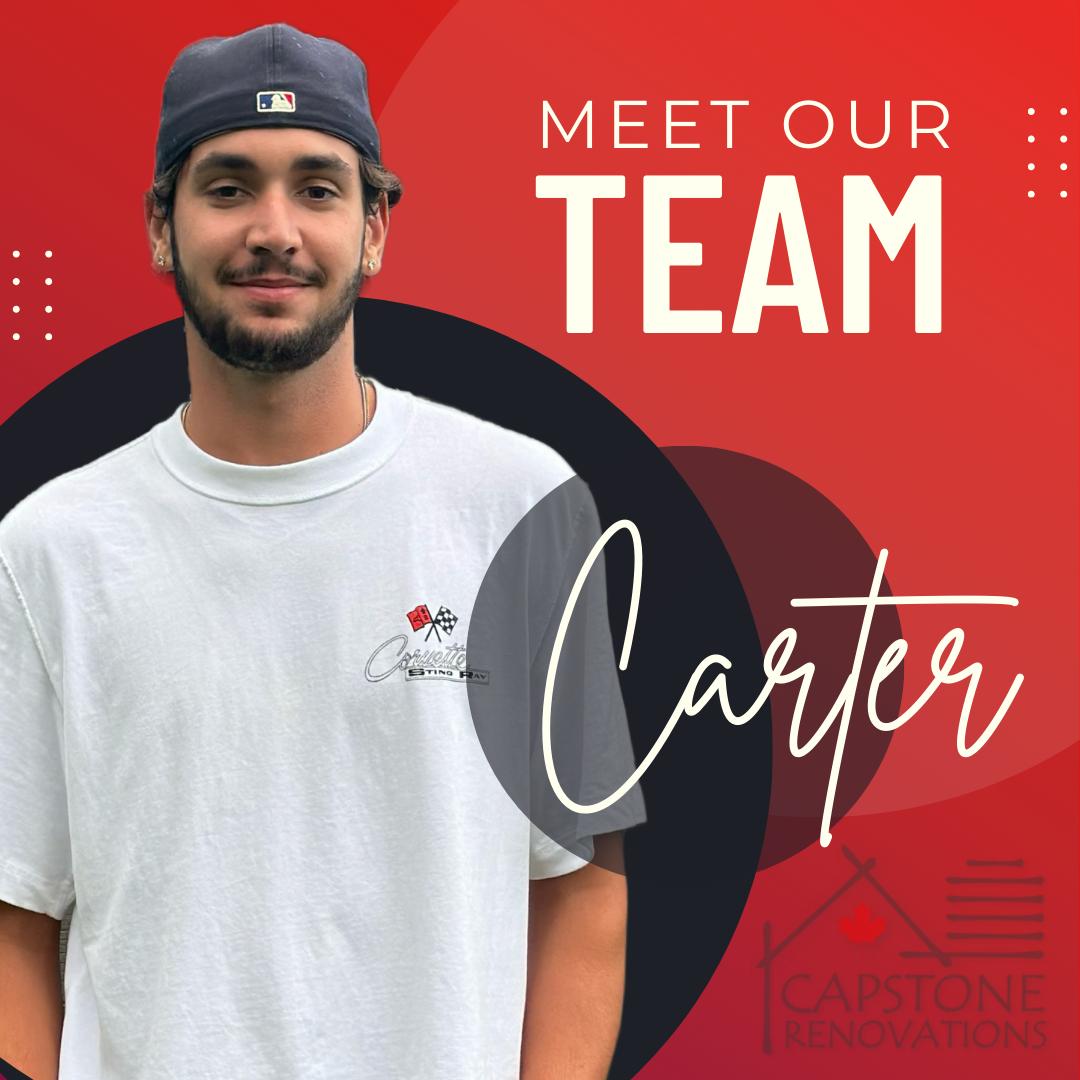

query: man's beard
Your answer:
[171,235,364,374]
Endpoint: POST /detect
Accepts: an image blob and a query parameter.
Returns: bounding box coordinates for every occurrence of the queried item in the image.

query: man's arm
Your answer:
[0,900,63,1080]
[521,833,629,1080]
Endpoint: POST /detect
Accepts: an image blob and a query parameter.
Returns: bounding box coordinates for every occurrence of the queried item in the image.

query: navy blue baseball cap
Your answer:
[155,24,381,178]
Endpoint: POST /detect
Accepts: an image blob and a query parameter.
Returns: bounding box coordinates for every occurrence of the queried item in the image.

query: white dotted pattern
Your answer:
[7,248,58,343]
[1025,107,1071,201]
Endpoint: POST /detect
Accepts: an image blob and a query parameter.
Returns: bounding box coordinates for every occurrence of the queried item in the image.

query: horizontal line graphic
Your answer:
[965,859,1024,867]
[946,932,1044,941]
[946,895,1044,903]
[946,876,1044,885]
[946,914,1044,922]
[900,950,1044,960]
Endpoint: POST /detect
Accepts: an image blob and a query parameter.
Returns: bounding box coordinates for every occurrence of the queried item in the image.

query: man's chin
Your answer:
[177,273,359,374]
[201,317,347,374]
[213,350,322,375]
[231,314,308,337]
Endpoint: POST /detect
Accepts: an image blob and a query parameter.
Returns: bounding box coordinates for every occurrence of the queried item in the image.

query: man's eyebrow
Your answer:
[191,152,258,177]
[190,152,355,178]
[291,154,353,176]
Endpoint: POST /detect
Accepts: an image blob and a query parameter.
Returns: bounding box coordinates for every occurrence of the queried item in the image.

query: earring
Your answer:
[367,259,377,271]
[157,255,166,267]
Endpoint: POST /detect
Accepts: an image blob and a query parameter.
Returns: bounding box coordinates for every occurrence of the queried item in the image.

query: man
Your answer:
[0,23,645,1080]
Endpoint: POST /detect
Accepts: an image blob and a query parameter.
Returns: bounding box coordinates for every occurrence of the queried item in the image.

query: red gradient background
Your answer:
[1,2,1076,1075]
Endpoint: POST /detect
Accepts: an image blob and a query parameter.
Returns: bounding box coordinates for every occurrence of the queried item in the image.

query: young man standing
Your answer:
[0,24,644,1080]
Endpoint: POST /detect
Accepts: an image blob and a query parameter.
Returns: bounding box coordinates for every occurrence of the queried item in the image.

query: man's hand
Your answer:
[521,833,629,1080]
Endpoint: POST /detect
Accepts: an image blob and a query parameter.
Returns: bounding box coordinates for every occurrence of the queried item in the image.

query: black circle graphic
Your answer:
[0,301,771,1078]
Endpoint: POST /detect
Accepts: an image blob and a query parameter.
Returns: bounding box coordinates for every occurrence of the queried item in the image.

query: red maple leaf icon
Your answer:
[838,902,886,944]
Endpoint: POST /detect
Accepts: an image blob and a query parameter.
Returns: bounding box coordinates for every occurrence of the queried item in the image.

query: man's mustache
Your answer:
[218,261,326,287]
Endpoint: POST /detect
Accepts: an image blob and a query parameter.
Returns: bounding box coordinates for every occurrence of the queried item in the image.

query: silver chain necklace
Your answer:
[180,370,374,439]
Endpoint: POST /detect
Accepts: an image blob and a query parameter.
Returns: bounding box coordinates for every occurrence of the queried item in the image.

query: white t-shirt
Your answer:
[0,379,645,1080]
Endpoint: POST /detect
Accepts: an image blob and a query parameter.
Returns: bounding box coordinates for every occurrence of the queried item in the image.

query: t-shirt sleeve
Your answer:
[526,478,647,881]
[528,825,596,880]
[0,550,74,919]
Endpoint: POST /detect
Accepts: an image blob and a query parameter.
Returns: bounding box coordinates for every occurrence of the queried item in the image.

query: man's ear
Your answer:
[361,193,390,277]
[144,191,173,273]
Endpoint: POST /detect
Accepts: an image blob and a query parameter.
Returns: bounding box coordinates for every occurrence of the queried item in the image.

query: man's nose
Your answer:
[245,188,302,257]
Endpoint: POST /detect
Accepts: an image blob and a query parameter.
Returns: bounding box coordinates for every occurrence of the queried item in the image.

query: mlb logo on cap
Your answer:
[256,90,296,113]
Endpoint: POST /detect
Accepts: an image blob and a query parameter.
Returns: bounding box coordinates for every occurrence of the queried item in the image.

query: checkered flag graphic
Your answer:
[426,605,459,641]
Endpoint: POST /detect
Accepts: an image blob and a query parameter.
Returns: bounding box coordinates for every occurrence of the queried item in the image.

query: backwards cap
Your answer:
[155,23,381,178]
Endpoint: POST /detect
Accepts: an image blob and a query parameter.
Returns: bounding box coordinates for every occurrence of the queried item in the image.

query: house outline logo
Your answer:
[758,845,948,1054]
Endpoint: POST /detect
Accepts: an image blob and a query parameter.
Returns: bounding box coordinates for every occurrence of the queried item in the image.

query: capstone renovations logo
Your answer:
[760,847,1048,1054]
[364,601,490,686]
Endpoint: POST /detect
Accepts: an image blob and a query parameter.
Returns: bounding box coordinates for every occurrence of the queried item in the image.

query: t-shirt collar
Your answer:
[150,377,412,505]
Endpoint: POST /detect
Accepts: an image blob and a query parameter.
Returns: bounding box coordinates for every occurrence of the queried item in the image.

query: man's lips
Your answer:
[228,277,313,302]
